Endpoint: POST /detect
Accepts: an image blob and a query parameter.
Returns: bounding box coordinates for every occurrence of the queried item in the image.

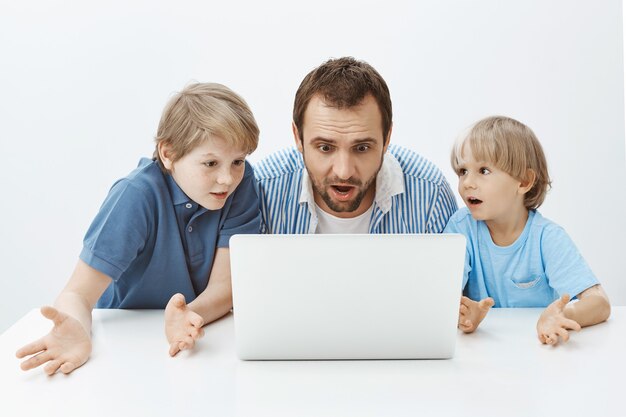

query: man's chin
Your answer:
[322,195,363,213]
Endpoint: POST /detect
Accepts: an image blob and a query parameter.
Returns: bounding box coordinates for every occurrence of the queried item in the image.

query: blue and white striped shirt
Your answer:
[253,144,458,234]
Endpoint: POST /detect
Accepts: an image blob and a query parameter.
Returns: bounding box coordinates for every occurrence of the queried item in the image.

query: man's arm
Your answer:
[164,247,233,356]
[16,259,112,374]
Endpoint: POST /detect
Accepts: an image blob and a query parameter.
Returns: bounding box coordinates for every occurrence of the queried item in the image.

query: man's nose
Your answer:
[332,151,356,180]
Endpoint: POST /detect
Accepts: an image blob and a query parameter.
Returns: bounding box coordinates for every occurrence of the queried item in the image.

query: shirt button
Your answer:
[187,226,193,233]
[185,203,193,209]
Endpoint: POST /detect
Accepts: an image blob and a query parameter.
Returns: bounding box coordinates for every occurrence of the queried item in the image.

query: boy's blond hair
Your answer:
[451,115,551,209]
[154,83,259,168]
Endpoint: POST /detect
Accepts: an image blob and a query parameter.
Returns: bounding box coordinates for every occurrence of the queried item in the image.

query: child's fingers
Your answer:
[189,314,203,328]
[545,332,559,345]
[459,319,474,332]
[557,294,570,308]
[20,351,52,370]
[479,297,495,310]
[460,296,472,307]
[172,293,186,309]
[190,326,205,339]
[40,306,66,327]
[538,333,546,344]
[555,327,570,343]
[60,361,78,374]
[459,304,469,315]
[183,336,195,350]
[16,339,46,358]
[169,342,181,357]
[44,359,62,375]
[561,318,581,331]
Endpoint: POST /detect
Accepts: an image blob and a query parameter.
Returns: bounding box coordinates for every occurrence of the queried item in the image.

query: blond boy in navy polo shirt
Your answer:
[16,83,261,374]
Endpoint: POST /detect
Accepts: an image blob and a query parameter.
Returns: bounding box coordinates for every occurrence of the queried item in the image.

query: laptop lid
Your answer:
[230,233,465,360]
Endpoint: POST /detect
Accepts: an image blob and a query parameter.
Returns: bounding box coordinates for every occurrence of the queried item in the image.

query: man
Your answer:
[254,56,457,234]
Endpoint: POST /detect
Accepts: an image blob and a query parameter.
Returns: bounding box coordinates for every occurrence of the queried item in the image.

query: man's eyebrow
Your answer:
[309,137,379,144]
[309,137,337,143]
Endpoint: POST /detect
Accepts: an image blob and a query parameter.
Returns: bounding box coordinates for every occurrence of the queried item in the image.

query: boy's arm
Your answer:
[16,259,111,374]
[564,284,611,327]
[164,247,233,356]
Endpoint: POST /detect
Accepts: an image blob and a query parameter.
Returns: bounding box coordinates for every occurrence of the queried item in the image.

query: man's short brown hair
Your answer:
[293,57,392,143]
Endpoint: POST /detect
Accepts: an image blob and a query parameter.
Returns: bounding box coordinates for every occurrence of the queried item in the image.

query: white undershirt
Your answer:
[314,203,374,234]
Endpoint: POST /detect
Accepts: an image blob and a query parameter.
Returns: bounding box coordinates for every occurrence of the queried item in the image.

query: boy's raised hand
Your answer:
[458,296,494,333]
[164,293,205,356]
[536,294,581,346]
[15,306,92,375]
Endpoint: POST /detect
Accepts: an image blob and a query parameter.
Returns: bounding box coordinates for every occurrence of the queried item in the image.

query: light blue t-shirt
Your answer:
[80,158,260,309]
[443,207,598,307]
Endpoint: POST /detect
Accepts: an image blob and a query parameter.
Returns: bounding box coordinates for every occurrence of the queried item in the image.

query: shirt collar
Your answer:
[164,170,193,206]
[298,151,405,214]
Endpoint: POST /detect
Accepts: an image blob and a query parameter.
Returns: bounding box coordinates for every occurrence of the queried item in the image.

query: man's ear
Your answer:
[519,169,536,195]
[383,123,393,154]
[158,142,175,171]
[292,121,303,153]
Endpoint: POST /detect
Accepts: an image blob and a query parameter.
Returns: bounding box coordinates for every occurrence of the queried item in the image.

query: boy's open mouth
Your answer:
[468,197,483,205]
[211,192,228,199]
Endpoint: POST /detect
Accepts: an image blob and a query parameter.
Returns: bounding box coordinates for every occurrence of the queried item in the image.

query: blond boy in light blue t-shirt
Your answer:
[444,116,610,345]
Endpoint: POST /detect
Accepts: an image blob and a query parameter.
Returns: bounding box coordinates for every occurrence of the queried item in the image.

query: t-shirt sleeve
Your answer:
[79,180,151,281]
[443,210,471,290]
[217,163,262,247]
[541,224,599,299]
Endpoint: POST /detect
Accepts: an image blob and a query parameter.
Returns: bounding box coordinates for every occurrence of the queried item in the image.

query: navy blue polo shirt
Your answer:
[79,158,260,308]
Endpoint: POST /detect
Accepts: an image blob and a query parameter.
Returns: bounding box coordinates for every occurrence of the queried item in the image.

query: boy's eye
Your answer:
[203,161,218,167]
[457,168,467,176]
[232,159,245,167]
[479,167,491,175]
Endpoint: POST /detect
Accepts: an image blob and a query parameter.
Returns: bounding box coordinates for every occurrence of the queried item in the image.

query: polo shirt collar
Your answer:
[299,151,405,214]
[164,171,193,206]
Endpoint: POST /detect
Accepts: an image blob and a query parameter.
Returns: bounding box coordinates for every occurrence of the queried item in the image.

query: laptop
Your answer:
[230,233,466,360]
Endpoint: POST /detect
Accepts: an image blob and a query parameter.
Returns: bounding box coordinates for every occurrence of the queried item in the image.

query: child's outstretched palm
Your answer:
[536,294,581,345]
[458,296,494,333]
[164,293,205,356]
[16,306,91,375]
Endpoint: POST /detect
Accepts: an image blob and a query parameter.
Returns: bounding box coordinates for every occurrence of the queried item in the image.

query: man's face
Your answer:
[295,94,390,218]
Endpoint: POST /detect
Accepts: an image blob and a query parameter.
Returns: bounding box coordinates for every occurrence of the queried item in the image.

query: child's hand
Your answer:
[458,296,494,333]
[536,294,581,345]
[164,293,205,356]
[15,306,91,375]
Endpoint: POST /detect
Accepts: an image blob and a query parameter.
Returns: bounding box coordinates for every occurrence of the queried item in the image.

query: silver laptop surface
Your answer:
[230,234,465,360]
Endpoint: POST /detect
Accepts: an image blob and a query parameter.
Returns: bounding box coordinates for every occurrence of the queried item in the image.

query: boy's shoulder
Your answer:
[109,158,166,198]
[528,210,568,239]
[448,207,474,225]
[387,144,447,186]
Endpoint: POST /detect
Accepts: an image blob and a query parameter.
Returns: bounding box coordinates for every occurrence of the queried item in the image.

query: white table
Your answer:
[1,307,624,417]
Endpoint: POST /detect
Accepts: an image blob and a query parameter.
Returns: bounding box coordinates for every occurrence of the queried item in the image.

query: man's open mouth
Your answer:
[331,185,354,195]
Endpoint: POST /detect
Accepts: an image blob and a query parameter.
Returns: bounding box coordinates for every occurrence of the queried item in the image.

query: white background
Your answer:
[1,0,624,333]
